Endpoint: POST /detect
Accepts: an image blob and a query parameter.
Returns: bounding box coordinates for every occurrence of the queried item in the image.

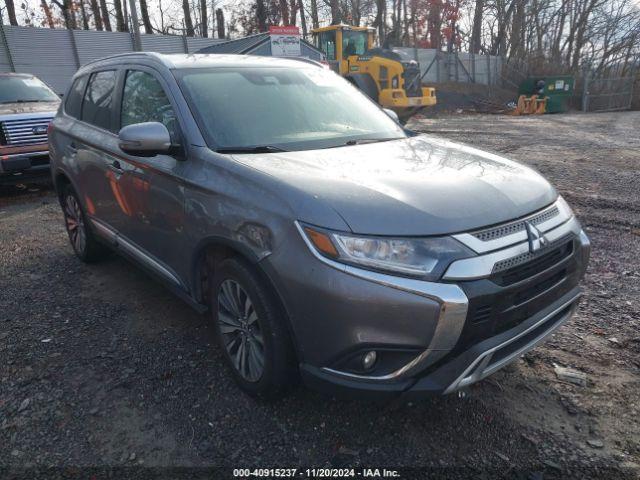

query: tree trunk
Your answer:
[200,0,208,37]
[79,0,90,29]
[113,0,128,31]
[182,0,195,36]
[89,0,104,29]
[372,0,385,44]
[309,0,319,29]
[51,0,77,29]
[5,0,19,25]
[470,0,484,53]
[279,0,289,24]
[256,0,267,31]
[298,0,307,37]
[427,0,441,50]
[289,0,297,26]
[41,0,56,28]
[330,0,341,24]
[215,7,225,38]
[509,0,525,59]
[139,0,153,33]
[99,0,112,30]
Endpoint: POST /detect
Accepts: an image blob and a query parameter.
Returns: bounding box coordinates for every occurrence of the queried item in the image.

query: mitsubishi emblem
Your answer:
[525,222,548,253]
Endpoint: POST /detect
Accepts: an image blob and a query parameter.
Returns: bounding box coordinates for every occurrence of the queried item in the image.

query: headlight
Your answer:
[299,223,473,280]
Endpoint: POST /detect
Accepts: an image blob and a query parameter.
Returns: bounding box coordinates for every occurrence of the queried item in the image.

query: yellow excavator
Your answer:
[311,24,436,123]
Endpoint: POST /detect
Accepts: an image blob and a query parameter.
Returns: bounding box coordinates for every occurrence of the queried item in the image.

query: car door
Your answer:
[72,69,124,244]
[111,67,190,289]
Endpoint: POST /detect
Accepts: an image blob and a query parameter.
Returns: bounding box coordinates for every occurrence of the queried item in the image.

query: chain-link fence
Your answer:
[581,68,637,112]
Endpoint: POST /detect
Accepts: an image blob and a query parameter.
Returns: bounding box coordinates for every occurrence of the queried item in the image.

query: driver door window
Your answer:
[121,70,178,142]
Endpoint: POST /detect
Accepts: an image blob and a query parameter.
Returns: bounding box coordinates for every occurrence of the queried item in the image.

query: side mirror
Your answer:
[118,122,171,156]
[383,108,400,123]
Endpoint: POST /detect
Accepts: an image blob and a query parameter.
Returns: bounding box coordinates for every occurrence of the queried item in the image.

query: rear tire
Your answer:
[61,185,109,263]
[211,258,296,399]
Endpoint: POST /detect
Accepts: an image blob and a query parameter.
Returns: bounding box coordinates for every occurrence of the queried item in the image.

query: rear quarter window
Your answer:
[65,75,88,119]
[81,70,117,132]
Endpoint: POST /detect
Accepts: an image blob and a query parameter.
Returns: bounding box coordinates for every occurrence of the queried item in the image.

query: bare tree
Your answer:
[89,0,103,29]
[5,0,18,25]
[50,0,77,29]
[139,0,154,33]
[216,7,225,37]
[200,0,208,36]
[99,0,112,30]
[41,0,56,27]
[256,0,267,31]
[470,0,484,53]
[183,0,195,35]
[113,0,128,31]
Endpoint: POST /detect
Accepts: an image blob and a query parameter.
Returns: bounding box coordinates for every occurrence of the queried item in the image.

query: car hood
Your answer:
[231,135,557,236]
[0,101,60,116]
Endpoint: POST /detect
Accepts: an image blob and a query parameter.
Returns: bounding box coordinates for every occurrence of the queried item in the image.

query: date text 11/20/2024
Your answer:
[233,468,401,478]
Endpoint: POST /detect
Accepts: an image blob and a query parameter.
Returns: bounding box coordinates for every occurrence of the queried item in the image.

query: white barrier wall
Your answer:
[0,25,225,93]
[0,25,503,93]
[395,47,502,85]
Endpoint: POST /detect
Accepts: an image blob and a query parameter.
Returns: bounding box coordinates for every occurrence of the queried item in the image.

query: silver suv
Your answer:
[49,53,590,399]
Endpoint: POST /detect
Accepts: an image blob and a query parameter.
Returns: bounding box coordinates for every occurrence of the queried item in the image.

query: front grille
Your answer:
[472,205,559,242]
[452,234,581,355]
[1,116,53,146]
[493,237,574,284]
[471,305,492,324]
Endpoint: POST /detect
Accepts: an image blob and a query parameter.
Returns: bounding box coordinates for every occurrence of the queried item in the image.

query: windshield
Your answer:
[0,76,59,103]
[174,66,405,152]
[343,30,368,57]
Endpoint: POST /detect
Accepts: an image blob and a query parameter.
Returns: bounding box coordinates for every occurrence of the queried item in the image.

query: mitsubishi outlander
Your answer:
[48,53,590,399]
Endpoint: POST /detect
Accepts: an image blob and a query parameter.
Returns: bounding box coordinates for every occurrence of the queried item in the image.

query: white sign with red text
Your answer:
[269,26,301,57]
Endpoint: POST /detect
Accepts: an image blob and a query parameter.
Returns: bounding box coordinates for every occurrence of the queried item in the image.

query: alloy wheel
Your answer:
[217,279,265,382]
[64,194,86,255]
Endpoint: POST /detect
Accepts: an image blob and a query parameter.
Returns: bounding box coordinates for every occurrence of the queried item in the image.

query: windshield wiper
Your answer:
[344,137,404,146]
[0,99,47,104]
[216,145,288,154]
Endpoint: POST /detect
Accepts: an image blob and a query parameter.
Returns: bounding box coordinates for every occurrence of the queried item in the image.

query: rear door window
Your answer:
[65,75,88,119]
[81,70,116,131]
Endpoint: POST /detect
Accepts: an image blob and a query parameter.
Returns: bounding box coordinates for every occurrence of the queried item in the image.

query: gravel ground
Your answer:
[1,111,639,479]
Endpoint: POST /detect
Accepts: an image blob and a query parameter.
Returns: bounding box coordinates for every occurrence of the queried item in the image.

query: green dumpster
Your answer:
[519,75,575,113]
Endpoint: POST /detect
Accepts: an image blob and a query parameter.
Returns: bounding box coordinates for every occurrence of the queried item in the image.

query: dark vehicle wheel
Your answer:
[211,258,296,399]
[61,185,109,262]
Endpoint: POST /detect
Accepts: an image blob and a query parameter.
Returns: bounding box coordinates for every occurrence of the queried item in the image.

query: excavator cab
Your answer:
[312,24,436,122]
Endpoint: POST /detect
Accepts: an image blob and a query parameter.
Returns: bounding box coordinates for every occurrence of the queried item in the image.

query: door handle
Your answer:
[109,160,124,174]
[66,142,77,154]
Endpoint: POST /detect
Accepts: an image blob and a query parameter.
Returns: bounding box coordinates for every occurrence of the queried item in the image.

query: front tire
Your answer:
[61,185,109,263]
[211,258,296,399]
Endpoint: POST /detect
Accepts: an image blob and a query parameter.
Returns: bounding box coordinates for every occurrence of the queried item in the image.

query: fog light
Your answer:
[362,351,377,370]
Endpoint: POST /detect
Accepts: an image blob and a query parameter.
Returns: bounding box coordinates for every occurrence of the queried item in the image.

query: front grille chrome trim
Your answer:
[0,112,54,147]
[453,198,572,254]
[443,216,581,281]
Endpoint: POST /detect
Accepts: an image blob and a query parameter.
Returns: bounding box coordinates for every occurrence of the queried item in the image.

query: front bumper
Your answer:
[264,204,589,400]
[0,149,50,182]
[301,287,581,399]
[379,87,437,109]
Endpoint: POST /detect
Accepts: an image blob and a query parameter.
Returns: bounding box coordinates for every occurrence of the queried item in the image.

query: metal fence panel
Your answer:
[74,30,134,65]
[395,47,500,85]
[186,37,225,53]
[140,34,185,54]
[4,25,77,93]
